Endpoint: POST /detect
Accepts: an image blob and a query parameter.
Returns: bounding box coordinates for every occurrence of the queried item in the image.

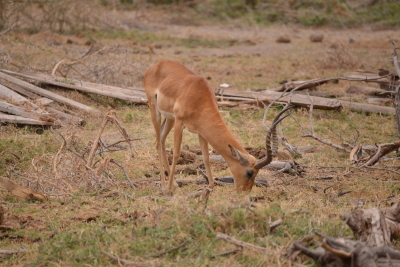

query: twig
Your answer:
[86,112,111,169]
[197,168,209,184]
[211,248,243,259]
[268,218,283,232]
[151,239,190,258]
[216,232,267,254]
[51,45,108,76]
[302,134,351,153]
[110,159,137,189]
[101,251,146,266]
[0,25,14,36]
[307,93,315,135]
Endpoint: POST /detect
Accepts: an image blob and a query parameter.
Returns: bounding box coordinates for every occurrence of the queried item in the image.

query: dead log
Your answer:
[293,90,346,98]
[367,97,393,106]
[0,113,53,125]
[345,71,396,87]
[343,201,400,246]
[0,70,148,103]
[216,88,396,113]
[359,140,400,167]
[0,84,35,104]
[0,77,39,99]
[271,78,330,92]
[0,176,47,201]
[0,71,98,113]
[264,160,304,175]
[45,106,84,125]
[0,100,54,122]
[347,85,394,96]
[339,100,395,114]
[292,235,400,267]
[215,88,343,111]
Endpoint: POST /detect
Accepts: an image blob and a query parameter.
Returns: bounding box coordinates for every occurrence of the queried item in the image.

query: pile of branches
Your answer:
[290,201,400,266]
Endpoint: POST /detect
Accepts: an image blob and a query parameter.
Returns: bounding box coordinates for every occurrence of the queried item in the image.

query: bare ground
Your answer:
[0,10,400,266]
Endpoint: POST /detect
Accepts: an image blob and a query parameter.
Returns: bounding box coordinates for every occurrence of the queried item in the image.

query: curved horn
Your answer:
[254,106,293,170]
[271,105,294,156]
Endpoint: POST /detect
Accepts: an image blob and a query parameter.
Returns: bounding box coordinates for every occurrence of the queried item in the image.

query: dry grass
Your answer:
[0,6,400,266]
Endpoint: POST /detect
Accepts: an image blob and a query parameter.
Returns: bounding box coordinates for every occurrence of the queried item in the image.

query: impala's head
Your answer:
[228,105,294,193]
[228,145,269,193]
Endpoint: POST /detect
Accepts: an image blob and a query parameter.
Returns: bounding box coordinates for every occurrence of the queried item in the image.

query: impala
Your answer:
[144,60,290,195]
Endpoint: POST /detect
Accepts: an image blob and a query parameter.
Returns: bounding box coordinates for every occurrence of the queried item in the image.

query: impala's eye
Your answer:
[246,170,254,178]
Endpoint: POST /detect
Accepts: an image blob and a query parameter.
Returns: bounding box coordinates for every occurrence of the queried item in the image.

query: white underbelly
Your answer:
[159,109,175,119]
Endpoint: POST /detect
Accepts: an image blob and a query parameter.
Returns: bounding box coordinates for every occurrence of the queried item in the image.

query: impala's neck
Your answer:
[200,117,247,166]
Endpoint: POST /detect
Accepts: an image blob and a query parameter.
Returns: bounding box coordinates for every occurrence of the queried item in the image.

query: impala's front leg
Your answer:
[167,120,184,194]
[199,135,214,189]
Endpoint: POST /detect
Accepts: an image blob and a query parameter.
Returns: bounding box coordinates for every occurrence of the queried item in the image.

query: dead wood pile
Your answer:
[0,70,147,126]
[216,68,399,114]
[0,67,398,126]
[290,202,400,266]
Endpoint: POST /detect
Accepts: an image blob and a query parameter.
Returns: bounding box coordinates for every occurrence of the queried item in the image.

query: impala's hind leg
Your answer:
[160,118,174,180]
[148,96,168,190]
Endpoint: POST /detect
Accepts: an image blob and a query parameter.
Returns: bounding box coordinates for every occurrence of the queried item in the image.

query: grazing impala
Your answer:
[144,60,290,195]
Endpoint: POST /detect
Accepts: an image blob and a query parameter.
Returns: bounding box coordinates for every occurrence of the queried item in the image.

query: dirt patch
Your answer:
[167,146,200,165]
[71,211,100,222]
[0,214,47,231]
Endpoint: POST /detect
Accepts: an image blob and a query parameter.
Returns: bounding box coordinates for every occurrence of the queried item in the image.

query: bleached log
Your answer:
[0,70,147,104]
[345,71,395,85]
[339,100,395,114]
[45,107,84,125]
[0,71,98,113]
[294,90,346,98]
[216,88,396,114]
[0,77,40,98]
[271,78,330,92]
[367,97,393,106]
[0,84,33,104]
[347,85,394,96]
[34,98,53,106]
[215,88,343,110]
[0,101,54,122]
[0,113,53,125]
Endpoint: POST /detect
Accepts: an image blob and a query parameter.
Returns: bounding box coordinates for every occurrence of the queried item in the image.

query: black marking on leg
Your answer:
[165,171,169,176]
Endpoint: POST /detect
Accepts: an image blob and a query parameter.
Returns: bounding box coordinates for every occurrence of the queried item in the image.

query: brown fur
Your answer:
[143,61,260,194]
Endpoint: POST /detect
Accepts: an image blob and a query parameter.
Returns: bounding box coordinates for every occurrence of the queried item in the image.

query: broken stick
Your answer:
[216,232,267,254]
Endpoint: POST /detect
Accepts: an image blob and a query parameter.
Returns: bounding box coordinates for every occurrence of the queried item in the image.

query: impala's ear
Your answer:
[228,144,249,166]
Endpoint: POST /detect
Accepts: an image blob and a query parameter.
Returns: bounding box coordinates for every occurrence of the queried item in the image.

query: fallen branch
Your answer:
[292,234,400,267]
[211,248,243,259]
[101,251,147,266]
[302,134,351,153]
[0,113,53,126]
[151,239,190,258]
[1,69,147,103]
[0,71,98,113]
[360,140,400,167]
[216,232,267,254]
[343,201,400,246]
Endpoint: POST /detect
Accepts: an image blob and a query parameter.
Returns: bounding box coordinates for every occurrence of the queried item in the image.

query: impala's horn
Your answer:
[254,106,294,170]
